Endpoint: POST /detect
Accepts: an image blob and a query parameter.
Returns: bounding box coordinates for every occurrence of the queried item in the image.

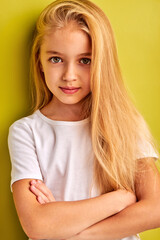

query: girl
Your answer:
[8,0,160,240]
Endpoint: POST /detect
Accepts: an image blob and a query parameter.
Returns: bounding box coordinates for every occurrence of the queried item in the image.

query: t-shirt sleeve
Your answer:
[135,138,159,160]
[8,121,43,191]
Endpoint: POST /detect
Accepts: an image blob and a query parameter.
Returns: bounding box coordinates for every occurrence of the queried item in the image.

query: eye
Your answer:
[49,57,62,63]
[80,58,91,65]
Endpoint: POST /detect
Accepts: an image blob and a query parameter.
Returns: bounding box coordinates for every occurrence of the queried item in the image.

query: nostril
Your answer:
[62,76,77,81]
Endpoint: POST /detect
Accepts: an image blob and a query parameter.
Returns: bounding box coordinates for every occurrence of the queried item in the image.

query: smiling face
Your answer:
[40,23,92,114]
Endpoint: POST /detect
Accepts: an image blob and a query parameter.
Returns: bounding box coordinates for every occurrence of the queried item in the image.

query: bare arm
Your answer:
[67,157,160,240]
[12,179,135,239]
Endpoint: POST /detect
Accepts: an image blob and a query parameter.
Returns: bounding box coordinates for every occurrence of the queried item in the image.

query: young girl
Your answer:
[8,0,160,240]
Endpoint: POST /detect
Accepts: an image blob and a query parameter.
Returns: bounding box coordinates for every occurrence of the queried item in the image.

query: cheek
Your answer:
[80,67,90,79]
[85,70,91,88]
[43,68,61,84]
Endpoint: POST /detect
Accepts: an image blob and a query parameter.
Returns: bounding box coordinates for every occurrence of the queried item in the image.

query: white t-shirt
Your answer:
[8,110,159,240]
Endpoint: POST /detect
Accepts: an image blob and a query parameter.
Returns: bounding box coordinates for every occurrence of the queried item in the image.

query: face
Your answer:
[40,23,92,108]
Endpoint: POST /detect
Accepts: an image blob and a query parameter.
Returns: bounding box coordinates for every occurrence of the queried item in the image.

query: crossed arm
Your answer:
[12,158,160,240]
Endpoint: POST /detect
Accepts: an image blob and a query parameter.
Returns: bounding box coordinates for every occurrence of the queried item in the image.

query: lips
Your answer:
[60,86,80,90]
[59,86,80,94]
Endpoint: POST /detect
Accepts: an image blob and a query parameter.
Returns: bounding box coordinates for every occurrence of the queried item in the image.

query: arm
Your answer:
[12,179,135,240]
[67,157,160,240]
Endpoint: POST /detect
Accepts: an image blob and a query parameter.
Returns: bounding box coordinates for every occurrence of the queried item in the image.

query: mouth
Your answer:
[59,86,80,94]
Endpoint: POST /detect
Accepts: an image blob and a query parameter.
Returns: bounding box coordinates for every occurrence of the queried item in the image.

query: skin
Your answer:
[12,23,160,239]
[12,23,137,240]
[12,180,136,239]
[40,22,92,121]
[29,157,160,240]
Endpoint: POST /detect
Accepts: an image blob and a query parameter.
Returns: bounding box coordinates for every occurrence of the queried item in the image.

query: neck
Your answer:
[40,97,85,121]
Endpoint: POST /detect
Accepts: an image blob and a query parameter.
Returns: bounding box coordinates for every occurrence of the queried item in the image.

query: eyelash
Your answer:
[48,57,91,65]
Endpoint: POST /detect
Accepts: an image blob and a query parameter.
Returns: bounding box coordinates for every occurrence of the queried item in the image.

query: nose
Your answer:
[62,62,77,82]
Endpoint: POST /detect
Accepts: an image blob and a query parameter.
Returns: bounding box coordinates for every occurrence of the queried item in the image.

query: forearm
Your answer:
[76,199,160,240]
[70,158,160,240]
[32,190,126,239]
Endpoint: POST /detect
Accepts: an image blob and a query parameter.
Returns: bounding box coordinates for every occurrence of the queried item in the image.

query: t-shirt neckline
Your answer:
[36,110,90,126]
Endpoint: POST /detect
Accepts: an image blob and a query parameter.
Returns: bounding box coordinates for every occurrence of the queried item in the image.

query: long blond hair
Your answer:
[30,0,159,194]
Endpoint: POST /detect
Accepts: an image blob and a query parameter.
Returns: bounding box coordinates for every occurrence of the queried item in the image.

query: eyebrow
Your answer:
[46,50,92,57]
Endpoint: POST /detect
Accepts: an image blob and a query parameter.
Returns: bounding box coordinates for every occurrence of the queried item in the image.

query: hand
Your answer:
[29,179,56,204]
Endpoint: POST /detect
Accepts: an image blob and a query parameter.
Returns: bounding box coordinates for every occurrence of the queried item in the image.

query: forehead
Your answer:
[41,24,92,55]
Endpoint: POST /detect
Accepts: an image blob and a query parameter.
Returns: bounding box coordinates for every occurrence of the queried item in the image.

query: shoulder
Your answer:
[136,138,159,160]
[8,110,44,134]
[9,110,39,128]
[8,110,57,146]
[8,111,42,143]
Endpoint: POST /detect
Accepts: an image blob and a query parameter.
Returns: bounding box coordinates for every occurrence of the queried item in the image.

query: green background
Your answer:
[0,0,160,239]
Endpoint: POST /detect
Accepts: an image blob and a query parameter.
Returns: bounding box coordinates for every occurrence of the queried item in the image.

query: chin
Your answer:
[61,98,82,105]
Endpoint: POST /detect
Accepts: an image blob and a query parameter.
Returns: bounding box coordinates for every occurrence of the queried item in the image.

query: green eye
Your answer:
[50,57,62,63]
[80,58,91,65]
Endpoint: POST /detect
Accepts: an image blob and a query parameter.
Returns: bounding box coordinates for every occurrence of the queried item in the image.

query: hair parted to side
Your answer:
[30,0,159,194]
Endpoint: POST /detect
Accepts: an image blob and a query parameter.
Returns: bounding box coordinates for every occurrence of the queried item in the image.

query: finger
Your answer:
[31,180,55,202]
[29,185,50,203]
[30,185,50,203]
[37,180,55,201]
[37,195,46,204]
